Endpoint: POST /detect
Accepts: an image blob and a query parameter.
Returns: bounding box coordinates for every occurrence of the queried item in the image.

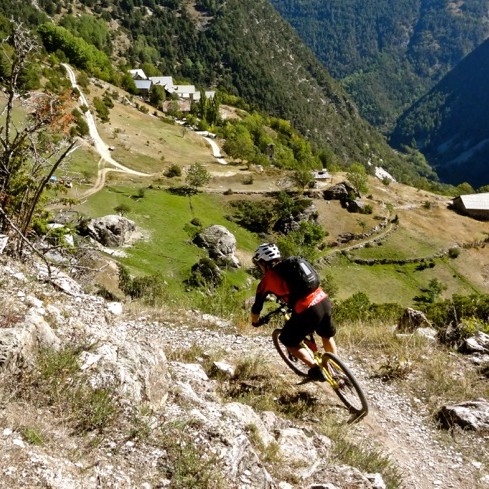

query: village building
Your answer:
[451,192,489,220]
[128,69,215,107]
[312,169,333,182]
[128,69,147,80]
[174,84,196,99]
[133,79,152,97]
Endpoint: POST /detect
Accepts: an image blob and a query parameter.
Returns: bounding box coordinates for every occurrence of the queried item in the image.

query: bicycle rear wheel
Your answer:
[322,352,368,416]
[272,328,309,377]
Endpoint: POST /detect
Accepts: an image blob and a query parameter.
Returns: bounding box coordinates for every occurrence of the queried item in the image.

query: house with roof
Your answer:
[174,85,197,99]
[128,68,215,106]
[149,76,174,88]
[312,169,333,182]
[451,192,489,220]
[134,79,152,97]
[128,69,147,80]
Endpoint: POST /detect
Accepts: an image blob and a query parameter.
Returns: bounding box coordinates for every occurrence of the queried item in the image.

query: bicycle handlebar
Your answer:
[259,305,291,325]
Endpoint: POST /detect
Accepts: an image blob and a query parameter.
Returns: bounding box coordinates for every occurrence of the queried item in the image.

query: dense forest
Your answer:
[391,37,489,187]
[269,0,489,132]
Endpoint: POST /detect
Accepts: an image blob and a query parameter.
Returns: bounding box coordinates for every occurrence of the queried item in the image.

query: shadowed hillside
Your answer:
[391,38,489,188]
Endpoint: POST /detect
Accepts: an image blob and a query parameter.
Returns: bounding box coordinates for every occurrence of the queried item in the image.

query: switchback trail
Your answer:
[63,63,153,198]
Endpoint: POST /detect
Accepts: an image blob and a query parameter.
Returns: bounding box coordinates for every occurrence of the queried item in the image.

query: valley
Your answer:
[0,8,488,488]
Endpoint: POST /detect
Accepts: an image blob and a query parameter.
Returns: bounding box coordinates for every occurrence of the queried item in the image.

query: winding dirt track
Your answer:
[62,64,153,198]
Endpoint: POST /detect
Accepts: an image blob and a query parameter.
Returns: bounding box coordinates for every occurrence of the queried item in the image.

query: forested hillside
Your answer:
[0,0,436,184]
[269,0,489,131]
[391,37,489,188]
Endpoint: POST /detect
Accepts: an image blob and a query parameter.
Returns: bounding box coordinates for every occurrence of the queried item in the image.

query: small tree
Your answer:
[292,169,314,191]
[165,164,182,178]
[186,163,211,190]
[424,279,447,303]
[347,163,369,195]
[0,22,77,255]
[149,84,165,109]
[114,203,131,216]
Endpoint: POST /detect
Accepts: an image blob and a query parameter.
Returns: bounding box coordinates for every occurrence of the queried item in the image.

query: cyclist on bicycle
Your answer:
[250,243,337,381]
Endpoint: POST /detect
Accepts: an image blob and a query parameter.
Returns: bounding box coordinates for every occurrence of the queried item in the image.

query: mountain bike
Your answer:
[260,306,368,420]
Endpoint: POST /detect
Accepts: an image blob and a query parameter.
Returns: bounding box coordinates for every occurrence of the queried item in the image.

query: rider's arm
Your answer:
[251,270,289,325]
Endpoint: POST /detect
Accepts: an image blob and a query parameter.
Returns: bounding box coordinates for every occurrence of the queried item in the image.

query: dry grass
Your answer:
[338,319,489,413]
[84,81,216,171]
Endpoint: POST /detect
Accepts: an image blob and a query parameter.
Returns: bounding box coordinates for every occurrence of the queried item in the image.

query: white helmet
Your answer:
[253,243,281,264]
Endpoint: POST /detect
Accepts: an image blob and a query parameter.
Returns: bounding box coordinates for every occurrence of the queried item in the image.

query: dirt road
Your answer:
[62,64,152,197]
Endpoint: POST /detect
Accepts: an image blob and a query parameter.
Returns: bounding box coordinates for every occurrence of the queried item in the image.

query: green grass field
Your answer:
[74,184,260,301]
[326,252,481,305]
[61,76,489,309]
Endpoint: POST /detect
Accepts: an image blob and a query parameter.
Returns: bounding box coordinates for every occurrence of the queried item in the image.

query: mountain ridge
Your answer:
[391,37,489,187]
[268,0,489,133]
[0,0,433,184]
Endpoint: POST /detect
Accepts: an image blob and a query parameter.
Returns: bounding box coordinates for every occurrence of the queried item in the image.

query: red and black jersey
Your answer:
[252,266,327,315]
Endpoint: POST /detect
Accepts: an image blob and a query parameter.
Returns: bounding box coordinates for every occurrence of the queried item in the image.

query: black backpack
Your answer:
[274,256,320,302]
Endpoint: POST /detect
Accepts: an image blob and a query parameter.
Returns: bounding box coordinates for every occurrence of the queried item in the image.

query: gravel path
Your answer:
[62,63,153,198]
[143,312,489,489]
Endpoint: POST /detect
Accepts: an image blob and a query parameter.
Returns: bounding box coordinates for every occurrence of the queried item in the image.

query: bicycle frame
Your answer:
[299,335,340,388]
[262,306,336,385]
[265,304,369,419]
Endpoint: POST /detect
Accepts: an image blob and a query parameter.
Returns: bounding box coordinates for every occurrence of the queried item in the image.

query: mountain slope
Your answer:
[391,38,489,187]
[268,0,489,131]
[0,0,432,183]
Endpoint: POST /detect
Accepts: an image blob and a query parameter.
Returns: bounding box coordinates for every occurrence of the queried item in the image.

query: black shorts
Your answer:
[279,297,336,348]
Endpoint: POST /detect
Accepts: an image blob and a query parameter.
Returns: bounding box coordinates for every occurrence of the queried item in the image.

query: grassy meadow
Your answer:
[74,184,260,304]
[59,74,489,311]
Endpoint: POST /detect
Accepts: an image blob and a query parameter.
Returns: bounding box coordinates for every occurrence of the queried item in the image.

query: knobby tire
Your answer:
[272,328,309,377]
[322,352,368,416]
[272,329,368,417]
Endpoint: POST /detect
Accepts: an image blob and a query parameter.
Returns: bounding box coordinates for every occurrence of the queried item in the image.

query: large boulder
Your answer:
[462,331,489,354]
[0,308,61,374]
[78,336,169,409]
[193,224,240,268]
[78,215,137,247]
[396,308,432,332]
[435,399,489,431]
[343,199,367,213]
[323,182,359,201]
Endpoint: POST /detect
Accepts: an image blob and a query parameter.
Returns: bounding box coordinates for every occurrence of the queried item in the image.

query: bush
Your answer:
[242,175,254,185]
[334,293,403,324]
[423,294,489,332]
[448,247,460,258]
[118,264,167,305]
[187,258,223,289]
[165,164,182,178]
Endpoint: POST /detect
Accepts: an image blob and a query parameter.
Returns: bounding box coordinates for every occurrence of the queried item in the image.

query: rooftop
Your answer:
[458,192,489,210]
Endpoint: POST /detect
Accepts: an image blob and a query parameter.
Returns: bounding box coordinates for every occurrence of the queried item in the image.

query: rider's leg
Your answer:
[286,345,316,367]
[279,315,316,367]
[322,336,338,355]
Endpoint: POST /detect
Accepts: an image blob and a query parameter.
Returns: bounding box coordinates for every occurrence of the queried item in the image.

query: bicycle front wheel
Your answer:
[272,328,309,377]
[322,352,368,416]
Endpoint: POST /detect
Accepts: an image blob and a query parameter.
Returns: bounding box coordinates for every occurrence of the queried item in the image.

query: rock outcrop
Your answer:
[78,215,137,247]
[436,399,489,431]
[193,224,240,268]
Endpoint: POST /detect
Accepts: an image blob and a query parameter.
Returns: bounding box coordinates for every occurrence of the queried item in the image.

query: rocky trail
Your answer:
[154,317,489,489]
[0,256,488,488]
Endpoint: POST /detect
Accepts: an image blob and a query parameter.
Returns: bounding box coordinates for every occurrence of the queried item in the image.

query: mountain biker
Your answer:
[250,243,337,381]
